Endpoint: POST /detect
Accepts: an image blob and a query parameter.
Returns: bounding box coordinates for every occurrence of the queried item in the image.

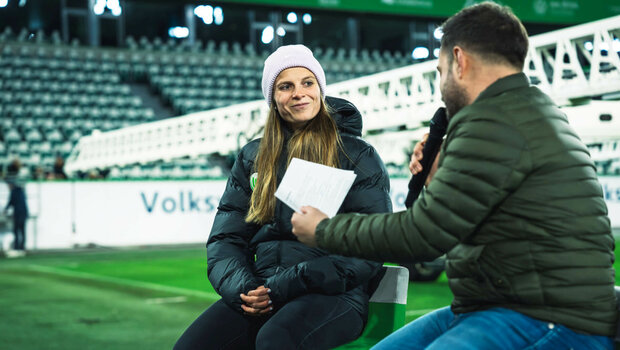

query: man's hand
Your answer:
[240,285,272,315]
[409,133,429,175]
[291,206,328,248]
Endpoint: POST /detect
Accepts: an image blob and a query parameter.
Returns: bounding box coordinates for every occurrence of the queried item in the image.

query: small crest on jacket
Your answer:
[250,173,258,191]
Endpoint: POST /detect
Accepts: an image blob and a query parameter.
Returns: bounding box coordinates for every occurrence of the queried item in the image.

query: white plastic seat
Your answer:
[25,129,43,142]
[3,129,22,143]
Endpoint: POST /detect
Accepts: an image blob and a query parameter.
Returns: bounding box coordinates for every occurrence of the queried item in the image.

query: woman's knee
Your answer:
[255,323,296,350]
[172,334,192,350]
[174,301,250,350]
[255,304,363,350]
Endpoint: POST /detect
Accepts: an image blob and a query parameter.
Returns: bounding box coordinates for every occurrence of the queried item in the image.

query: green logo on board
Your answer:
[250,173,258,191]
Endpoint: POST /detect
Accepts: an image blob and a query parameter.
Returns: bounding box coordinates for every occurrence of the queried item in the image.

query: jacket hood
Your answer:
[325,96,363,137]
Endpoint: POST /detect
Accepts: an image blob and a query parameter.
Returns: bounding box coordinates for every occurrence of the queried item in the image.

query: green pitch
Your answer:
[0,243,614,349]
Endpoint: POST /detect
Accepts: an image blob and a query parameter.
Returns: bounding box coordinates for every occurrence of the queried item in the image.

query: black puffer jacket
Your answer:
[207,96,392,318]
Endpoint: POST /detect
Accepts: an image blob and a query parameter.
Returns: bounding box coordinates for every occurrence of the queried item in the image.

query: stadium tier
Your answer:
[61,15,620,180]
[2,14,620,180]
[0,27,412,179]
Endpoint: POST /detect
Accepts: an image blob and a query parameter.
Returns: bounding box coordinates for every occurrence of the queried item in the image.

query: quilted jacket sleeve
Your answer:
[264,255,383,303]
[315,114,532,263]
[207,147,262,312]
[264,144,390,303]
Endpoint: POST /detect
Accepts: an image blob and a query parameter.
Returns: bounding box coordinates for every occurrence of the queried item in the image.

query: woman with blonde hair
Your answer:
[175,44,392,350]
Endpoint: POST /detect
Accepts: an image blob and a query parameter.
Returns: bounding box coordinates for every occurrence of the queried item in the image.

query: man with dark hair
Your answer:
[291,2,616,349]
[440,1,529,71]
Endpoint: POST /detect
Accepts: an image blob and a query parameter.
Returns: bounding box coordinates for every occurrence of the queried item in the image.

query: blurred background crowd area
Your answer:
[0,0,615,181]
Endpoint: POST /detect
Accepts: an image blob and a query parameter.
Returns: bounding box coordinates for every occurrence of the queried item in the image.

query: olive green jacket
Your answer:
[316,73,617,336]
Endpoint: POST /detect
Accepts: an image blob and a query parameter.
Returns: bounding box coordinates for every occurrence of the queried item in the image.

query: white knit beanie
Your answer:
[261,44,327,106]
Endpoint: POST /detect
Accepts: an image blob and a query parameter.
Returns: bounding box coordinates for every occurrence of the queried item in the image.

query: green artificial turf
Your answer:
[1,242,617,349]
[0,247,217,350]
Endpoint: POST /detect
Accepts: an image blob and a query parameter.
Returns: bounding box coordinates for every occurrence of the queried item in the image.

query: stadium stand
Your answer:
[589,140,620,175]
[0,26,411,179]
[0,3,618,349]
[62,14,620,180]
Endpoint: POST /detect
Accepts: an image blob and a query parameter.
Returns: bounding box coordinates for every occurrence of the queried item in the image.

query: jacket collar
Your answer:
[325,96,363,137]
[445,72,530,136]
[474,72,530,103]
[280,96,363,138]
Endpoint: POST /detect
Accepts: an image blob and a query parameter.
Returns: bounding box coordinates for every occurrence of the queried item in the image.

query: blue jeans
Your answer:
[371,306,613,350]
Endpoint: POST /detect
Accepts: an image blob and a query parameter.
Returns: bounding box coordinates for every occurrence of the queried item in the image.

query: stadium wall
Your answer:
[0,178,618,250]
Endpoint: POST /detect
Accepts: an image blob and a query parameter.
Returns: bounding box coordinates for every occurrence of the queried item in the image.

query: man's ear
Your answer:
[452,46,468,79]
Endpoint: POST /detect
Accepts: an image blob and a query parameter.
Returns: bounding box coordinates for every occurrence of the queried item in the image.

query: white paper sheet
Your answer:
[275,158,357,218]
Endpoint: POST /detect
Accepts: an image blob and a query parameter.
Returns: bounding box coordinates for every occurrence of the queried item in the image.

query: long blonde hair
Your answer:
[246,99,343,224]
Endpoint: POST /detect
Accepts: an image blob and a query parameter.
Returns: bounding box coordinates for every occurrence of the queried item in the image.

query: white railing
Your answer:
[65,15,620,173]
[589,141,619,162]
[66,101,269,171]
[363,100,620,166]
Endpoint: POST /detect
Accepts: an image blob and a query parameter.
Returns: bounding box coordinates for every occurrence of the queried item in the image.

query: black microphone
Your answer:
[404,108,448,208]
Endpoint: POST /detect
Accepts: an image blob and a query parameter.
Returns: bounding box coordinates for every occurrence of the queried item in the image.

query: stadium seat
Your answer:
[0,118,13,130]
[337,265,408,349]
[35,141,52,154]
[141,109,156,121]
[203,166,224,178]
[147,164,163,178]
[20,151,40,167]
[81,119,96,132]
[126,164,144,178]
[31,105,46,119]
[107,166,123,179]
[10,141,29,154]
[169,165,186,179]
[24,129,43,142]
[40,152,55,166]
[3,128,22,143]
[67,130,83,142]
[610,160,620,175]
[17,165,30,178]
[57,141,73,157]
[44,129,63,144]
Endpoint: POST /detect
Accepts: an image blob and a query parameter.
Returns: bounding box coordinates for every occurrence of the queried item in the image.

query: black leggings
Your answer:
[174,293,364,350]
